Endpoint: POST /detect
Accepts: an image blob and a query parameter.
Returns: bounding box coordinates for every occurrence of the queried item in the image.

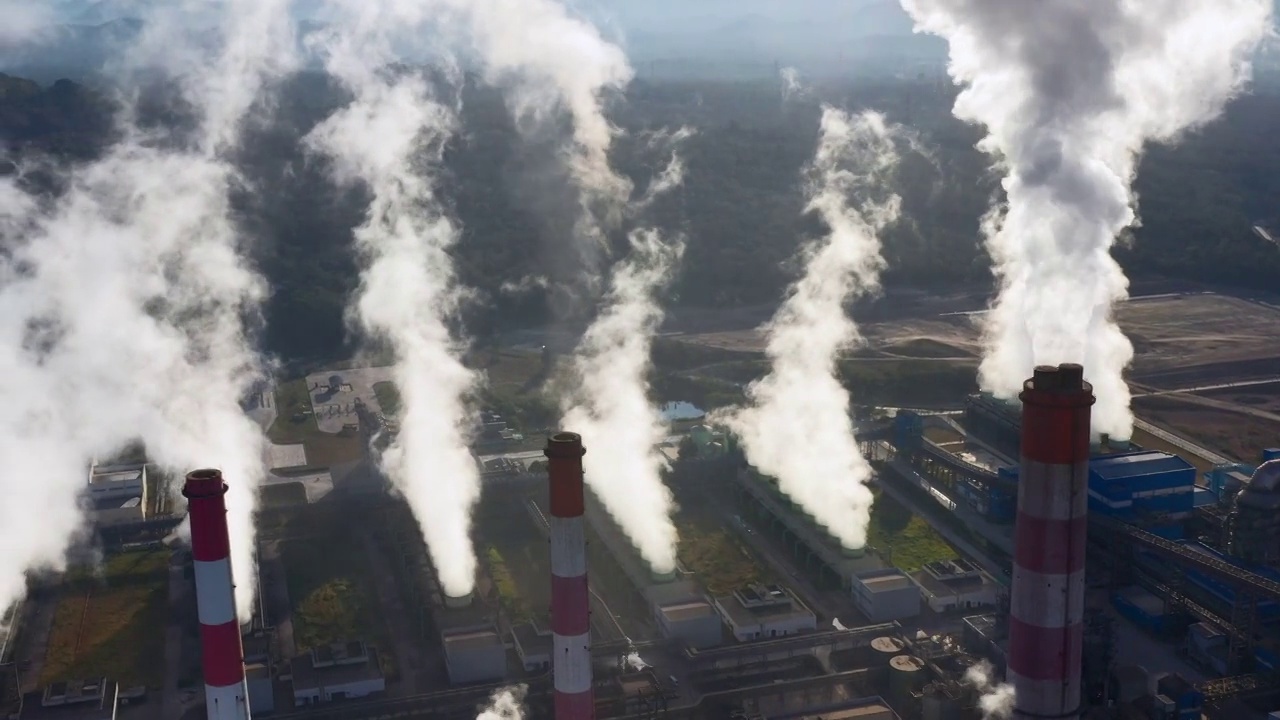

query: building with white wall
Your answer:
[851,569,921,622]
[86,463,148,527]
[713,584,816,643]
[910,559,999,613]
[290,642,384,706]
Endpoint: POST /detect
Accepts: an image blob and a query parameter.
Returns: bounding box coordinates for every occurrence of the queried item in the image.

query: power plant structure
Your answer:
[1008,364,1092,720]
[184,468,252,720]
[546,432,595,720]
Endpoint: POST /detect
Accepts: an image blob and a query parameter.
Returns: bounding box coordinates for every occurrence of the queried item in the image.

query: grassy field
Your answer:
[372,381,401,417]
[41,549,170,688]
[484,546,531,623]
[267,379,364,468]
[866,491,958,571]
[676,513,772,596]
[279,529,391,668]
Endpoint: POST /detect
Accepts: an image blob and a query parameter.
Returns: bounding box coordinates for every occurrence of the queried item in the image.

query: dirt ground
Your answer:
[1133,395,1280,463]
[668,292,1280,392]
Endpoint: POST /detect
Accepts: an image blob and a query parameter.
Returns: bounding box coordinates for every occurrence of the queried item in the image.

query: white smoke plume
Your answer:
[780,66,814,105]
[304,1,481,598]
[562,226,685,574]
[440,0,634,218]
[0,1,52,45]
[899,0,1274,440]
[444,0,687,573]
[717,108,905,552]
[476,685,527,720]
[965,661,1015,720]
[0,0,296,619]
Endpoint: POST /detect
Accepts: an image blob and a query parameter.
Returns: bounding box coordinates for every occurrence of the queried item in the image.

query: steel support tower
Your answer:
[184,469,252,720]
[1009,364,1093,720]
[546,433,594,720]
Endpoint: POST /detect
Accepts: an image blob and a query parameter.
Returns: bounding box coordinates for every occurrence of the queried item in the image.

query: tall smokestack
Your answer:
[1011,364,1093,720]
[546,433,593,720]
[184,469,251,720]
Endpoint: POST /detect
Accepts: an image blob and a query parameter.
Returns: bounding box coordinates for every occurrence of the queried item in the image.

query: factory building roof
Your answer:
[291,646,382,693]
[714,584,813,628]
[795,700,898,720]
[1090,451,1194,482]
[658,601,718,623]
[443,629,504,654]
[21,679,118,719]
[856,569,915,593]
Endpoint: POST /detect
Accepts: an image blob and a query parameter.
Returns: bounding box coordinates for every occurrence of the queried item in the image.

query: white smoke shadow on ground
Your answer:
[304,0,481,598]
[898,0,1274,441]
[476,685,527,720]
[715,108,905,552]
[965,661,1015,720]
[0,0,295,620]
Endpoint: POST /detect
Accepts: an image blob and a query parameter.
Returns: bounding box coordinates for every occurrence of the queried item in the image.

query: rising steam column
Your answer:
[1010,364,1093,720]
[184,469,251,720]
[546,433,594,720]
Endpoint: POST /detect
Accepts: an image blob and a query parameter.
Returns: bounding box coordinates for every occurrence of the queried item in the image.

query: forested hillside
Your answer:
[3,72,1278,362]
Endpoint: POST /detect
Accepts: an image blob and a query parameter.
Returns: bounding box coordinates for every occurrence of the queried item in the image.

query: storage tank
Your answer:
[690,425,713,448]
[890,655,927,699]
[922,683,962,720]
[871,636,907,660]
[1229,460,1280,564]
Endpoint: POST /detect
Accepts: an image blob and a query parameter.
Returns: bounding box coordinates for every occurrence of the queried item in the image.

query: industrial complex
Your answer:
[1,326,1280,720]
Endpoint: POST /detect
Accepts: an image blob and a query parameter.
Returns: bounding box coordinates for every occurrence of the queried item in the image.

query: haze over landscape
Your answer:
[2,1,1280,719]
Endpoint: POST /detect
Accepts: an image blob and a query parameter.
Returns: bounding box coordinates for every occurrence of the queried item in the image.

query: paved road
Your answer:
[1132,376,1280,398]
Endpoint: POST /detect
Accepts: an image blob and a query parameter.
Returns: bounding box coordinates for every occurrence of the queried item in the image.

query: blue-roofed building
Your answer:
[1087,451,1197,521]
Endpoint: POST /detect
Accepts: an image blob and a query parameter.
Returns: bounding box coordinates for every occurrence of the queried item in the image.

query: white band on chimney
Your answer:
[193,558,237,627]
[553,631,592,694]
[204,682,250,720]
[550,516,587,578]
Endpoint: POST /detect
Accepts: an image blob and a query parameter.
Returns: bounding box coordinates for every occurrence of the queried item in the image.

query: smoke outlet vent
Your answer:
[650,568,677,584]
[841,545,866,559]
[443,591,473,609]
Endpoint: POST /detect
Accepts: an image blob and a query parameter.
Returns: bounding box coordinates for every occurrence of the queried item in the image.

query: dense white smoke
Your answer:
[0,0,295,619]
[718,108,904,551]
[899,0,1274,440]
[0,1,52,44]
[437,0,635,228]
[476,685,527,720]
[965,661,1015,720]
[305,0,481,597]
[445,0,686,572]
[563,226,684,573]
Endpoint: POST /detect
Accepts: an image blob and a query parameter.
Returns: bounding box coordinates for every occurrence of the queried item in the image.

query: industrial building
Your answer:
[712,583,816,642]
[23,679,119,720]
[512,623,552,672]
[85,462,148,527]
[908,559,999,613]
[290,642,386,706]
[442,628,507,685]
[656,600,724,649]
[581,485,724,648]
[851,569,921,622]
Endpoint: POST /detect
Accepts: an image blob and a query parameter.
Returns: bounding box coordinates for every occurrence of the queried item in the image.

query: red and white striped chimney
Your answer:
[1010,364,1093,720]
[545,433,593,720]
[184,469,252,720]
